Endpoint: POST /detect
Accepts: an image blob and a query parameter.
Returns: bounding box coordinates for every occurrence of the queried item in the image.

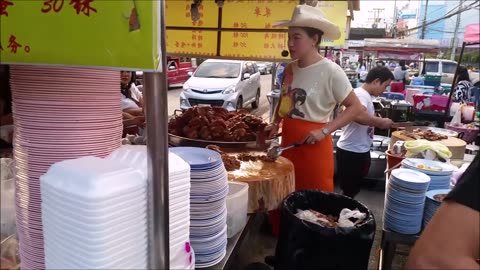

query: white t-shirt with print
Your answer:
[121,84,142,110]
[278,58,352,123]
[337,87,375,153]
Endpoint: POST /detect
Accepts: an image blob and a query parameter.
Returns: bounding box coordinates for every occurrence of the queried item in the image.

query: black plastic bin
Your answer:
[273,190,376,270]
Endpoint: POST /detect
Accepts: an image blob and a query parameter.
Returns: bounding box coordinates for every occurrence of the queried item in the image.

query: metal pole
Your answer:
[393,0,398,38]
[145,1,169,269]
[443,41,466,124]
[421,0,429,39]
[450,0,464,60]
[271,62,277,90]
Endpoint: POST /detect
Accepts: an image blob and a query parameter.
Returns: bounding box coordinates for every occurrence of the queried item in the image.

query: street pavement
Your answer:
[167,74,274,120]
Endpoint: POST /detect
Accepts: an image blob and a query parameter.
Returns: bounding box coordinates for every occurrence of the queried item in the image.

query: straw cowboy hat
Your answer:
[273,5,341,40]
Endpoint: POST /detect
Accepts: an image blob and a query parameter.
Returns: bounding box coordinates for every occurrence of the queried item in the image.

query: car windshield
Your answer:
[194,62,241,78]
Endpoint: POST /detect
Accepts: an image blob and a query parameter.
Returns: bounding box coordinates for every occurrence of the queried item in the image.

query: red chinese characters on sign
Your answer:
[264,7,271,17]
[6,35,30,54]
[254,6,261,17]
[253,6,272,18]
[0,0,13,16]
[41,0,96,16]
[173,31,204,52]
[70,0,97,16]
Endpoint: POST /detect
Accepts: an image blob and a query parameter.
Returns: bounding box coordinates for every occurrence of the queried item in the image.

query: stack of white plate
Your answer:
[401,158,455,191]
[107,145,194,269]
[41,156,147,269]
[423,189,451,228]
[169,147,228,269]
[384,168,430,235]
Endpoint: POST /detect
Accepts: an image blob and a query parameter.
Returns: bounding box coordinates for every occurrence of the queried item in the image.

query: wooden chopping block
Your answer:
[227,155,295,213]
[390,131,466,160]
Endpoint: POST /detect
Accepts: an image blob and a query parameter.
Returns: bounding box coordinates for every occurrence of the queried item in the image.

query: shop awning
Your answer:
[363,38,440,54]
[464,23,480,44]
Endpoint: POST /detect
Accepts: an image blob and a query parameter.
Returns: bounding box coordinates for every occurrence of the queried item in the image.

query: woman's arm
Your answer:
[124,108,144,116]
[303,92,363,144]
[325,92,363,133]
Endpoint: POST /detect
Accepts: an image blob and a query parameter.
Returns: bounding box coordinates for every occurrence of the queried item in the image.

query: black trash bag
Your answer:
[273,190,376,270]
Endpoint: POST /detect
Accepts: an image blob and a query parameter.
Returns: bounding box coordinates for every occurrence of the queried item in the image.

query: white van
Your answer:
[423,59,480,85]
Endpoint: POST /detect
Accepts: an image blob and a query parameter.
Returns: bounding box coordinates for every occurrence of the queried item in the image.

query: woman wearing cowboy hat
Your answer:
[266,5,363,193]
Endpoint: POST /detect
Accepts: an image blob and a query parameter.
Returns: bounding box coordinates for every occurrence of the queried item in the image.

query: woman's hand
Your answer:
[302,129,326,145]
[264,123,279,139]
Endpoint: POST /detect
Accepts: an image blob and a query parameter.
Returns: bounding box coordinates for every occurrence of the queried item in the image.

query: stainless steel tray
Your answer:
[168,133,272,150]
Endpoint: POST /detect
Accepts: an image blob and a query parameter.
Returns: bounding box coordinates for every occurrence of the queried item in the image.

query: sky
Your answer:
[351,0,420,28]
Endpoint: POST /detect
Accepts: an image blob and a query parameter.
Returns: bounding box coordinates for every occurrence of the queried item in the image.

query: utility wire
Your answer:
[399,1,480,34]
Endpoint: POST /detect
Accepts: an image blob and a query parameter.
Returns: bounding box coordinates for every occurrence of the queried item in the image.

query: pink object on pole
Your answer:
[464,23,480,44]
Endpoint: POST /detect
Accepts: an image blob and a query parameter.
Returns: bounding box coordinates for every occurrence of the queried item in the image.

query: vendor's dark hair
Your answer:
[303,27,324,46]
[120,71,142,107]
[120,71,137,99]
[456,65,470,82]
[365,66,394,84]
[399,60,407,71]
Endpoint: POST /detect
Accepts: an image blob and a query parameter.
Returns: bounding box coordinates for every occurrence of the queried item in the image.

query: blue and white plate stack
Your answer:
[170,147,228,269]
[423,189,451,228]
[384,168,431,235]
[401,158,455,191]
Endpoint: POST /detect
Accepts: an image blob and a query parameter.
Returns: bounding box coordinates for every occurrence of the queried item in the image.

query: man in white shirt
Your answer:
[336,67,395,198]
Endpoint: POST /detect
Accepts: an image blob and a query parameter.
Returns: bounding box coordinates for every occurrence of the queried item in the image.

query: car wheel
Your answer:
[236,96,243,110]
[252,89,260,109]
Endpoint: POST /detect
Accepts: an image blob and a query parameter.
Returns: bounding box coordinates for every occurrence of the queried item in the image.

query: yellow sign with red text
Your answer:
[0,0,161,71]
[166,0,347,60]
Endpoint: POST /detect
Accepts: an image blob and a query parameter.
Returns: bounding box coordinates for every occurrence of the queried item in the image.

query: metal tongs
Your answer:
[267,142,304,160]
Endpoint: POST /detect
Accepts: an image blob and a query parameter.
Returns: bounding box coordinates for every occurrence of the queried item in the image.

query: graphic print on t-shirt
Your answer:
[278,86,307,118]
[367,126,374,139]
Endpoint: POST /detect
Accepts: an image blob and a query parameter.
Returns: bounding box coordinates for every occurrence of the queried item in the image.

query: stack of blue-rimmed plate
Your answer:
[423,189,451,228]
[401,158,455,191]
[384,168,431,234]
[169,147,228,268]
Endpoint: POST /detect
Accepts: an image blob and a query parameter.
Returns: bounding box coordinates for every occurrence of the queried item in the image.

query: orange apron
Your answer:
[281,117,334,192]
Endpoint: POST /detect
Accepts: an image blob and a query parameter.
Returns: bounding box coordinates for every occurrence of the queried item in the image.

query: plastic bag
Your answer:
[274,190,376,270]
[338,208,367,228]
[451,105,462,126]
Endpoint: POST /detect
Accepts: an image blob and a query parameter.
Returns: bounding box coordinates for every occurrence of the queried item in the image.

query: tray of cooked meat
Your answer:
[168,106,271,149]
[400,128,448,141]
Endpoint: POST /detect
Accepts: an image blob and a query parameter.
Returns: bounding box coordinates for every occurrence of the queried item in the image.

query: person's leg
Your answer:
[337,148,364,198]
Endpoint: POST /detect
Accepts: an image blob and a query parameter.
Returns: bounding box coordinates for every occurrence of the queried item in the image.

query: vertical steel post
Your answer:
[145,1,169,269]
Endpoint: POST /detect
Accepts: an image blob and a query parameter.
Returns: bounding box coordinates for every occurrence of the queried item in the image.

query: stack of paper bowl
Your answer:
[40,157,147,269]
[10,65,122,269]
[107,145,194,269]
[169,147,228,268]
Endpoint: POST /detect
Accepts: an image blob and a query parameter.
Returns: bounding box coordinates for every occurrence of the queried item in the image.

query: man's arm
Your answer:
[406,200,480,269]
[354,108,391,129]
